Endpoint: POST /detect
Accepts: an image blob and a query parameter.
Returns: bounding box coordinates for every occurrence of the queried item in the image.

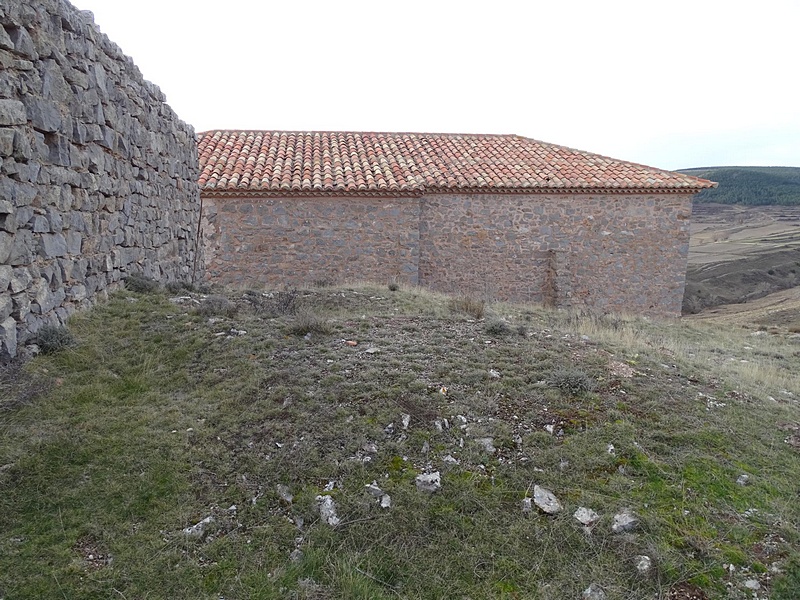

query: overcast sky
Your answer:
[73,0,798,171]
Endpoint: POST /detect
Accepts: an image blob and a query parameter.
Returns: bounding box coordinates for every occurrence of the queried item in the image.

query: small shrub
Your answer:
[196,295,238,318]
[548,368,596,395]
[125,274,160,293]
[449,295,486,319]
[36,325,75,354]
[484,320,511,336]
[289,310,332,336]
[516,324,528,336]
[165,280,196,294]
[274,288,299,315]
[388,281,400,292]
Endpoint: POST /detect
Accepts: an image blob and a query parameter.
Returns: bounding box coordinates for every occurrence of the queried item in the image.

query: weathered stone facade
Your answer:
[201,192,693,317]
[0,0,202,358]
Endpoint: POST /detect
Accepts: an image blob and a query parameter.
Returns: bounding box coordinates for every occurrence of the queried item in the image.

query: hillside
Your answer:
[683,204,800,314]
[679,167,800,206]
[1,283,799,599]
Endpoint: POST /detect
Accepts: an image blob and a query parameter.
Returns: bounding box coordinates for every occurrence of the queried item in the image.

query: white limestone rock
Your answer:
[533,485,562,515]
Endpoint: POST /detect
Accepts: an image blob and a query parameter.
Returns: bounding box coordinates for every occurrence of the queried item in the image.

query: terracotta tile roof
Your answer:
[197,130,716,196]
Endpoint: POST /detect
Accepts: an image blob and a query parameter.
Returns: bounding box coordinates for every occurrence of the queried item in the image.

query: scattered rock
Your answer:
[743,579,761,591]
[635,555,652,574]
[488,369,501,378]
[365,481,384,498]
[276,484,293,503]
[442,454,459,464]
[289,548,304,562]
[574,506,600,527]
[666,581,709,600]
[736,474,750,486]
[315,495,340,526]
[345,340,358,346]
[182,515,214,538]
[364,346,380,354]
[476,437,496,453]
[415,471,441,493]
[362,441,378,454]
[401,413,411,429]
[533,485,562,515]
[609,361,635,378]
[380,494,391,508]
[606,444,616,456]
[611,510,639,533]
[582,583,606,599]
[521,497,532,513]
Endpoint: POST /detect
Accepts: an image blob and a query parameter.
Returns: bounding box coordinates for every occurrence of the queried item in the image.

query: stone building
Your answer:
[198,130,715,317]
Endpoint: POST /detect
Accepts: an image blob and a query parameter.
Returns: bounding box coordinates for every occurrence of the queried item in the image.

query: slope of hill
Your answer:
[679,167,800,205]
[1,283,799,599]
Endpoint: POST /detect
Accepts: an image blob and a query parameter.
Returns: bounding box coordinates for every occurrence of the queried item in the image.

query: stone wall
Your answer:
[201,192,693,317]
[419,193,693,316]
[0,0,202,358]
[202,196,420,288]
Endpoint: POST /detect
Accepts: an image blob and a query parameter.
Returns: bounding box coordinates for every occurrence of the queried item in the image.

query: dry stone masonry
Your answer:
[0,0,202,358]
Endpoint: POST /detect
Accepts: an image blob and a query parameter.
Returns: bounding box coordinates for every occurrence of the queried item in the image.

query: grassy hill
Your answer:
[2,283,800,599]
[678,167,800,206]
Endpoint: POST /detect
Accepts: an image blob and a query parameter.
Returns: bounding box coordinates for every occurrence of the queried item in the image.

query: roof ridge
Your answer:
[197,129,520,139]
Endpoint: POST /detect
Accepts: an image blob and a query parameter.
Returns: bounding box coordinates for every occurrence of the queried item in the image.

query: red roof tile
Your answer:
[197,131,716,196]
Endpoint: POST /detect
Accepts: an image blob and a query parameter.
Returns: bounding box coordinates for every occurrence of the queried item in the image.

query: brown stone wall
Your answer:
[202,192,693,317]
[419,193,693,316]
[201,196,420,288]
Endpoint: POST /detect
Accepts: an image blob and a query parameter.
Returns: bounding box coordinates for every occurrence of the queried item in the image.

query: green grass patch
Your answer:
[1,284,799,598]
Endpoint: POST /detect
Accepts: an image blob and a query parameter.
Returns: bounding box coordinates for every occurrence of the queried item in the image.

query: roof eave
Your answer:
[200,185,715,198]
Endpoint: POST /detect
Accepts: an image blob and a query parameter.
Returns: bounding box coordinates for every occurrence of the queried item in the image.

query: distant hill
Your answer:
[678,166,800,205]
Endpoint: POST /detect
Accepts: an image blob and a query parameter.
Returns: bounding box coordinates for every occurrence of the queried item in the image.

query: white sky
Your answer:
[73,0,798,171]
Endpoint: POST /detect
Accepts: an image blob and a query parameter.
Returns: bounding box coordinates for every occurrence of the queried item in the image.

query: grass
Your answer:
[1,284,799,599]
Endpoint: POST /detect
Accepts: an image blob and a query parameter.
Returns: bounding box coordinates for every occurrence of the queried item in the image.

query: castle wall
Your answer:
[0,0,202,358]
[202,192,693,317]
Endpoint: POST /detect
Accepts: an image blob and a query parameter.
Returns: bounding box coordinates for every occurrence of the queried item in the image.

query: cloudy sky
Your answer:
[73,0,798,171]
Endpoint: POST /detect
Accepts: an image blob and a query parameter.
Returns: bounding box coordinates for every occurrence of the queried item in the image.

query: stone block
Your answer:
[12,291,30,320]
[0,230,12,263]
[32,215,50,232]
[0,316,17,359]
[22,97,61,133]
[0,265,11,291]
[0,128,14,156]
[39,232,67,257]
[66,230,81,254]
[0,26,14,51]
[9,267,31,293]
[0,200,14,232]
[8,26,37,59]
[0,294,11,321]
[11,128,32,160]
[0,99,27,125]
